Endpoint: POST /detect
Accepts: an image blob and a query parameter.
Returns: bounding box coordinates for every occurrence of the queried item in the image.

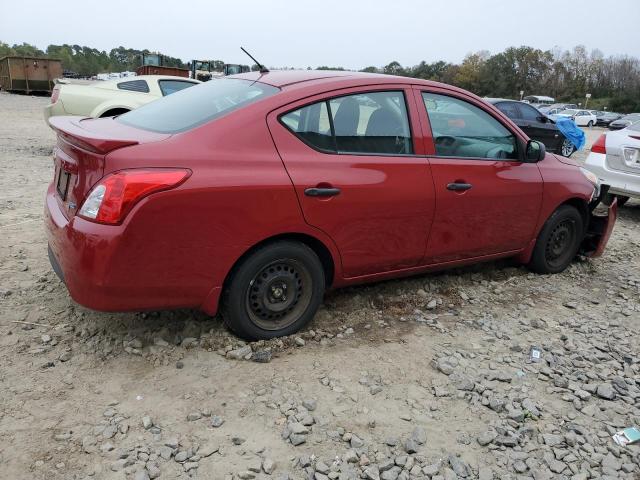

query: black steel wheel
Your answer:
[528,205,583,274]
[221,241,325,340]
[245,259,313,331]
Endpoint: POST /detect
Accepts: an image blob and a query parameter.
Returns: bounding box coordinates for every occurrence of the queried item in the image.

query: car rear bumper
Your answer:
[45,183,221,313]
[584,151,640,197]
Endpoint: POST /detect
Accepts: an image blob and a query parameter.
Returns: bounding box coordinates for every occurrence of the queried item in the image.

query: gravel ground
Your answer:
[0,91,638,480]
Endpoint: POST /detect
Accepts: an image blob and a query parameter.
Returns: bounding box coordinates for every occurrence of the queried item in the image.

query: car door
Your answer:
[415,88,543,263]
[516,103,562,152]
[267,86,436,278]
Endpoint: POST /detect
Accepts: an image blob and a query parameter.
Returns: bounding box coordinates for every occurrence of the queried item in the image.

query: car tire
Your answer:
[221,241,325,340]
[528,205,584,274]
[616,195,630,207]
[560,139,575,157]
[587,120,594,127]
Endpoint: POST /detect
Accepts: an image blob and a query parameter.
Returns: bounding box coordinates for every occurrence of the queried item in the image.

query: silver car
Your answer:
[585,122,640,205]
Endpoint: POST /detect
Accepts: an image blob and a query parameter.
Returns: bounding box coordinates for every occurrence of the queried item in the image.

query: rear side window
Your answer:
[495,102,520,119]
[158,80,197,96]
[423,93,518,160]
[118,79,279,133]
[117,80,150,93]
[280,91,413,155]
[281,102,334,151]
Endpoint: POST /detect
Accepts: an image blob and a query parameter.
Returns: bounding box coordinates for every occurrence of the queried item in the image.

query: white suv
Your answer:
[585,122,640,205]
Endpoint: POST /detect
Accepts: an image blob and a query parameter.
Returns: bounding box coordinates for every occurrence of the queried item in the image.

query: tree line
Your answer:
[0,42,188,75]
[2,42,638,112]
[358,46,640,112]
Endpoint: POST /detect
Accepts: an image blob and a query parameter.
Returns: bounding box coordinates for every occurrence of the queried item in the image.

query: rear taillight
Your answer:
[591,134,607,154]
[78,169,190,225]
[51,87,60,104]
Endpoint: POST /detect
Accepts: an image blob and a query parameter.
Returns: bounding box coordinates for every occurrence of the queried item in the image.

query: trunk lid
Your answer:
[48,116,169,219]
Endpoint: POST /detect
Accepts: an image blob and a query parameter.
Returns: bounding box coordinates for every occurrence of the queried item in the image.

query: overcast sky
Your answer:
[2,0,639,69]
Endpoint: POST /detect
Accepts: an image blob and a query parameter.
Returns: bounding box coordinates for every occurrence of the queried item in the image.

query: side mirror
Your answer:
[537,115,548,123]
[526,140,546,162]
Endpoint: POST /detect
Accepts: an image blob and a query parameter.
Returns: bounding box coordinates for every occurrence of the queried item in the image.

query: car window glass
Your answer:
[328,91,413,155]
[117,80,150,93]
[118,79,278,133]
[495,102,520,119]
[518,104,540,121]
[423,92,518,160]
[281,101,334,152]
[159,80,197,96]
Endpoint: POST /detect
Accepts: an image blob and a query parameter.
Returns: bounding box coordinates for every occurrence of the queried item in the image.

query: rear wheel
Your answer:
[528,205,584,274]
[560,139,575,157]
[221,241,325,340]
[587,120,594,127]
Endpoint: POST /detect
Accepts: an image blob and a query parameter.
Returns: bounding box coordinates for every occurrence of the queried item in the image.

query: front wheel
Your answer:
[528,205,584,274]
[560,139,575,157]
[221,241,325,340]
[616,195,630,207]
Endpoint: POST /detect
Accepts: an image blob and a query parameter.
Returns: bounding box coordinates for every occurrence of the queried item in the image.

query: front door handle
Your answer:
[446,182,473,192]
[304,187,341,197]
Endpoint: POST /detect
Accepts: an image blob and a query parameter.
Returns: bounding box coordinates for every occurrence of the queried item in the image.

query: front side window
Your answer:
[119,78,279,133]
[518,104,541,121]
[280,91,413,155]
[423,93,518,160]
[158,80,197,96]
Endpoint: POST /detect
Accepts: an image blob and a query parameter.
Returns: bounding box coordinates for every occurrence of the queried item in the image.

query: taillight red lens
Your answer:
[79,169,190,225]
[591,134,606,154]
[51,88,60,104]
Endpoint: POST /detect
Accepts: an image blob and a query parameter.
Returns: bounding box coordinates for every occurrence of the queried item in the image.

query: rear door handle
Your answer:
[304,187,341,197]
[446,182,473,191]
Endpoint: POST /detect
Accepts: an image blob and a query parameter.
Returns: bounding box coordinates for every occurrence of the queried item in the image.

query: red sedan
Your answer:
[45,70,616,340]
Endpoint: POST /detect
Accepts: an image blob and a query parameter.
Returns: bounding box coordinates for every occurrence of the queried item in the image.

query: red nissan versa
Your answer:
[45,70,617,340]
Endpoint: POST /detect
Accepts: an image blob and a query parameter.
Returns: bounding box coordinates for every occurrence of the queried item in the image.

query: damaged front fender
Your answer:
[580,190,618,258]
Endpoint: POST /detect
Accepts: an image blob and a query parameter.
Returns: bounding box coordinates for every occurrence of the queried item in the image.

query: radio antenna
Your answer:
[241,47,269,73]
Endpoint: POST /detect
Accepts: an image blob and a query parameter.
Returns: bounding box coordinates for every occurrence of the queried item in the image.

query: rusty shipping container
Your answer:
[135,65,190,78]
[0,56,63,93]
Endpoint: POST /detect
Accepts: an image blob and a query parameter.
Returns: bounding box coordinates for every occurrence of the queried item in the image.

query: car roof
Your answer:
[485,98,518,104]
[228,69,446,89]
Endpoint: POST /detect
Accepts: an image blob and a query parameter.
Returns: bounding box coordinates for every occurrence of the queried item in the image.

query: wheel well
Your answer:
[99,108,129,118]
[560,198,589,232]
[222,233,336,292]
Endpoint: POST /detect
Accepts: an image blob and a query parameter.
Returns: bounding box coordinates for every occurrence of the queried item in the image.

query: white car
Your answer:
[554,109,597,127]
[584,122,640,205]
[44,75,200,120]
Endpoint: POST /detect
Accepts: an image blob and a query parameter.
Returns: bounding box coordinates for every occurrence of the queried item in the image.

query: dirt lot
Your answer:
[0,91,638,480]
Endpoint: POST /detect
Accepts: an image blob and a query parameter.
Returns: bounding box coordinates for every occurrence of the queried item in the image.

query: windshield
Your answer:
[118,79,279,133]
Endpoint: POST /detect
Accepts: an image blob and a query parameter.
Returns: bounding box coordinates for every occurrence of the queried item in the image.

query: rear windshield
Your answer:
[118,78,279,133]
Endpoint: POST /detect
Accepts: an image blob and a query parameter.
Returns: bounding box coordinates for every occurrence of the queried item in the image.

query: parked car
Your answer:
[552,109,597,127]
[45,71,616,340]
[486,99,577,156]
[585,122,640,205]
[596,111,622,127]
[44,75,200,120]
[609,113,640,130]
[545,103,578,112]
